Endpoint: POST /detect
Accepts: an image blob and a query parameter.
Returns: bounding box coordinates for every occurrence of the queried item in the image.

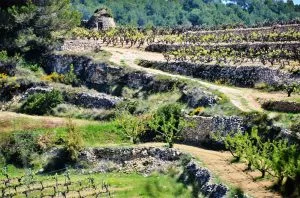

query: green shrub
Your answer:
[63,64,80,86]
[41,64,79,86]
[149,103,187,148]
[115,111,148,144]
[0,132,41,168]
[20,90,63,115]
[63,119,84,162]
[19,59,40,72]
[0,51,9,62]
[254,82,269,90]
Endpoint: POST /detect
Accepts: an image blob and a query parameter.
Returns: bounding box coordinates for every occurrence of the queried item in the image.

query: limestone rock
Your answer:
[181,86,218,107]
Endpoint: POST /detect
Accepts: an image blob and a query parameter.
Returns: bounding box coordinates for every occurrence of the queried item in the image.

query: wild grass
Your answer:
[54,121,129,147]
[0,112,99,133]
[134,89,183,113]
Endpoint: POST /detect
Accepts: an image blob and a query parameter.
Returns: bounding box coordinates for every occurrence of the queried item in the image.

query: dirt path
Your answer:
[141,143,281,198]
[103,47,295,112]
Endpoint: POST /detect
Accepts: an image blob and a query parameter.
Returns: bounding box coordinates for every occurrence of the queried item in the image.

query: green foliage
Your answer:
[63,119,84,162]
[72,0,300,27]
[241,111,279,141]
[20,90,63,115]
[285,83,299,97]
[225,128,300,191]
[0,132,41,168]
[0,0,81,60]
[270,140,300,186]
[62,64,80,86]
[115,111,148,144]
[20,61,40,72]
[41,65,80,86]
[149,103,186,148]
[0,50,8,62]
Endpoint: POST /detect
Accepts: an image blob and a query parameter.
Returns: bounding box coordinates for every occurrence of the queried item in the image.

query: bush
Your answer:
[41,72,64,82]
[0,132,41,168]
[0,73,8,80]
[0,50,9,62]
[149,103,187,148]
[63,64,80,86]
[20,90,63,115]
[41,64,80,86]
[63,119,84,162]
[115,111,148,144]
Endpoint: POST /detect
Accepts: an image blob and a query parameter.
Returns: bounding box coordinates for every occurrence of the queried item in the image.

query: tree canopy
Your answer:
[0,0,81,60]
[72,0,300,27]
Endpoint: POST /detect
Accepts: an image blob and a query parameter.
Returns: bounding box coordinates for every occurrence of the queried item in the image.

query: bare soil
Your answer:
[141,143,282,198]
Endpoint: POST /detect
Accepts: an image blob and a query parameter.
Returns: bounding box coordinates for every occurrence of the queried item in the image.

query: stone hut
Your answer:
[87,8,116,31]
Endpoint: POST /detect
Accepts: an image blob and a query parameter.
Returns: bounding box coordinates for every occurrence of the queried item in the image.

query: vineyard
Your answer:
[69,22,300,72]
[0,168,110,198]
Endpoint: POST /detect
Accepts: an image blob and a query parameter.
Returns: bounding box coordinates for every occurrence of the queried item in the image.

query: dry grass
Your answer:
[0,111,98,133]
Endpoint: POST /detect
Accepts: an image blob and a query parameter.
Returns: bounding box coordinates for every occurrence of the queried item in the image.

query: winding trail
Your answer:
[103,47,294,112]
[141,143,281,198]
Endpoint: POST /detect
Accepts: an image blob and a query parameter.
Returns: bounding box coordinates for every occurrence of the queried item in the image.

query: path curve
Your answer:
[140,143,281,198]
[103,47,292,112]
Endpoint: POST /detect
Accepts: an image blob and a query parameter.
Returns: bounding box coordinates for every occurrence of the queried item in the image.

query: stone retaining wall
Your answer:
[43,54,218,107]
[78,147,229,197]
[138,60,300,88]
[23,86,122,109]
[183,161,228,198]
[60,39,102,52]
[262,100,300,113]
[183,116,244,148]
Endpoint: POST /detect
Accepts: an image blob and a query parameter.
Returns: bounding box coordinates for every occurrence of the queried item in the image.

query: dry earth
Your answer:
[141,143,282,198]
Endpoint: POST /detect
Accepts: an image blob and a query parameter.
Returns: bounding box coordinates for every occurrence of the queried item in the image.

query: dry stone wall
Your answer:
[78,147,229,197]
[183,116,244,148]
[60,40,102,52]
[23,86,122,109]
[43,54,218,107]
[261,100,300,113]
[138,60,300,88]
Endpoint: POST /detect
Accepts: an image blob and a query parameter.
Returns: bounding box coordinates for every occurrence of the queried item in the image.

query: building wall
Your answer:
[101,17,116,30]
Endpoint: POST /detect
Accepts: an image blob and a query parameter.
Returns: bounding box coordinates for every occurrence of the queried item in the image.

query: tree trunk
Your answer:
[261,170,266,178]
